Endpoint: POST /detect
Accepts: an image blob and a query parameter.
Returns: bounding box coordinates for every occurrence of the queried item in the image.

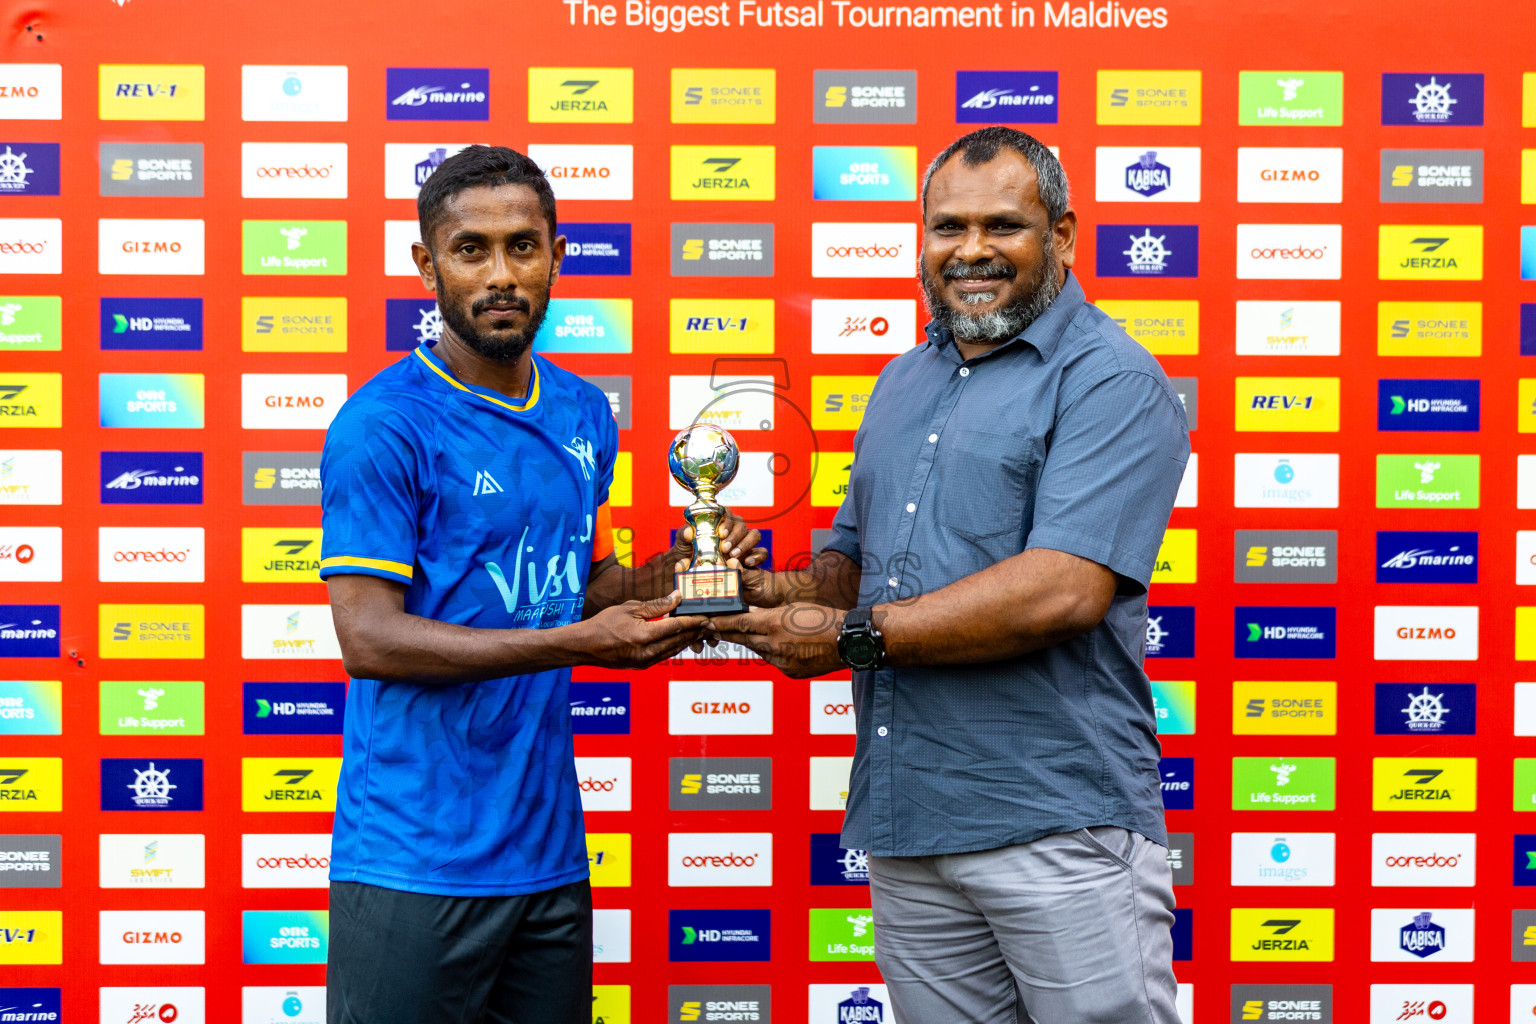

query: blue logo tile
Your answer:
[385,297,440,352]
[1096,225,1199,278]
[1235,607,1336,659]
[810,833,869,886]
[100,297,203,351]
[1376,530,1477,584]
[0,143,59,195]
[955,71,1059,123]
[1381,73,1483,126]
[1145,606,1194,658]
[562,223,632,276]
[1159,756,1194,810]
[1172,907,1192,961]
[1514,835,1536,886]
[243,682,346,735]
[569,682,630,735]
[669,909,771,962]
[1378,379,1479,431]
[386,68,490,121]
[100,757,203,811]
[100,451,203,505]
[0,605,59,658]
[1374,682,1476,736]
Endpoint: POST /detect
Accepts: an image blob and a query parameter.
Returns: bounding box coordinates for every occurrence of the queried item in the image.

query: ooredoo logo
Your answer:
[811,678,856,735]
[574,757,631,812]
[668,833,773,886]
[1236,224,1342,280]
[669,680,773,735]
[98,527,205,583]
[0,219,61,274]
[811,222,914,278]
[241,833,333,888]
[241,142,347,199]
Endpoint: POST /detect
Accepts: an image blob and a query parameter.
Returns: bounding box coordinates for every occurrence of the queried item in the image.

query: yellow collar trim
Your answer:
[414,347,540,413]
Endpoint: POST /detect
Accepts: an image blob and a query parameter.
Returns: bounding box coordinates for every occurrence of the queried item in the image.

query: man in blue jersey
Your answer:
[320,145,762,1024]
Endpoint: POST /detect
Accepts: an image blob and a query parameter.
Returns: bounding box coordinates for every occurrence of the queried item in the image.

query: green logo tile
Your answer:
[99,680,204,735]
[1232,756,1336,810]
[1375,454,1479,508]
[242,220,347,275]
[808,908,876,961]
[0,296,61,351]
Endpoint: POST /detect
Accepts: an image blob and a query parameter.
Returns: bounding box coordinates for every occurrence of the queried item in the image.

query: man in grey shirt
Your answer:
[716,127,1189,1023]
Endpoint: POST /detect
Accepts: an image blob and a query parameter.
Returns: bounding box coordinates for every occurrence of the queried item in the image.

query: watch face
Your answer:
[845,635,879,665]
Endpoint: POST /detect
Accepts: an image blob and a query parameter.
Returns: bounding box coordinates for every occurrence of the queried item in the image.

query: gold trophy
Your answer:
[668,423,749,615]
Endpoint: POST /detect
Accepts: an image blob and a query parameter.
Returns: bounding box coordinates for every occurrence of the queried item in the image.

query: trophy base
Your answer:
[672,568,748,616]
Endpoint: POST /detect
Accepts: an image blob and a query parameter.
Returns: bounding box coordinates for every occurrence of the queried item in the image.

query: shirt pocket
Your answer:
[934,428,1044,542]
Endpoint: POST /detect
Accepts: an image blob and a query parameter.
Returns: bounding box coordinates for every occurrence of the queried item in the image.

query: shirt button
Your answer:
[959,367,970,378]
[877,726,888,737]
[905,502,916,513]
[887,577,899,588]
[928,433,938,443]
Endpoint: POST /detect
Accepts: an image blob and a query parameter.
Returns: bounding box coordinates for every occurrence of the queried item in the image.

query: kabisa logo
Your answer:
[1374,683,1476,737]
[815,70,916,124]
[1236,607,1336,658]
[1096,225,1199,278]
[562,223,631,276]
[1145,605,1194,658]
[241,758,341,812]
[570,682,631,735]
[386,68,489,121]
[1230,984,1333,1022]
[1375,530,1477,584]
[101,297,203,352]
[385,298,442,352]
[672,223,775,278]
[1380,149,1483,204]
[243,452,322,506]
[382,143,473,199]
[1377,379,1479,432]
[100,142,203,197]
[1095,147,1201,204]
[1400,912,1446,958]
[0,605,59,658]
[836,988,884,1021]
[0,989,60,1019]
[669,909,772,962]
[670,146,775,201]
[529,67,634,123]
[955,71,1058,124]
[0,144,57,196]
[810,833,870,885]
[1382,73,1483,126]
[243,683,344,736]
[241,65,349,122]
[1159,756,1194,810]
[1124,150,1171,197]
[100,758,203,811]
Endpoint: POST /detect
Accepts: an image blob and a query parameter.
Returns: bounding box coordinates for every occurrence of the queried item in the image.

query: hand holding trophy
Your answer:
[668,423,750,615]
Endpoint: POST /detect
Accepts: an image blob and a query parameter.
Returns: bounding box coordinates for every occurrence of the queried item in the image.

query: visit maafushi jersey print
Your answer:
[319,342,617,895]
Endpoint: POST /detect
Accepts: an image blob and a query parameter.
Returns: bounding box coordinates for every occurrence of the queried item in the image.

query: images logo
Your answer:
[570,682,630,735]
[816,70,915,124]
[563,223,632,276]
[1377,379,1479,432]
[98,64,205,120]
[386,67,489,120]
[1097,299,1199,355]
[100,141,203,197]
[1145,605,1194,658]
[1236,451,1339,508]
[243,683,344,736]
[1375,683,1475,736]
[538,298,633,354]
[672,223,774,278]
[1233,530,1336,584]
[242,297,346,353]
[1375,454,1478,508]
[99,373,205,429]
[956,71,1058,123]
[669,909,771,962]
[1380,149,1483,203]
[1159,756,1194,810]
[241,142,347,199]
[1236,224,1341,280]
[242,910,329,965]
[243,452,321,505]
[812,223,914,278]
[100,758,204,811]
[241,220,346,275]
[671,68,774,124]
[1382,73,1483,125]
[1378,225,1482,281]
[242,985,324,1024]
[1232,682,1336,736]
[0,605,60,658]
[1097,70,1200,125]
[529,67,633,123]
[1235,147,1343,204]
[670,757,772,810]
[241,65,349,122]
[1234,377,1340,432]
[1230,908,1334,962]
[0,65,61,120]
[1094,147,1201,203]
[668,299,772,354]
[1236,607,1336,658]
[1372,758,1476,811]
[240,758,341,812]
[101,297,202,351]
[670,146,775,201]
[527,144,633,201]
[1378,300,1481,357]
[1230,832,1335,886]
[0,143,57,195]
[1238,71,1343,126]
[812,146,917,201]
[1096,225,1199,278]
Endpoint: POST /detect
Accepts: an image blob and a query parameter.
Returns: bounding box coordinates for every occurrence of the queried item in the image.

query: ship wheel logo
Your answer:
[414,305,444,345]
[127,761,178,807]
[1409,77,1457,122]
[1400,686,1447,729]
[1123,229,1170,273]
[0,147,32,188]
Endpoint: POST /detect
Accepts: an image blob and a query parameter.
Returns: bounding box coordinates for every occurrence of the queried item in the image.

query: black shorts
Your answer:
[326,877,593,1024]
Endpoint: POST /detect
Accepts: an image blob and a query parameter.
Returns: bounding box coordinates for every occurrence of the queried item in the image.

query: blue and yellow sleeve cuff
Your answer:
[319,555,414,585]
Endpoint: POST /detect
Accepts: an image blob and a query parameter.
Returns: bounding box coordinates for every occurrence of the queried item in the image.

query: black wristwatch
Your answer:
[837,608,886,671]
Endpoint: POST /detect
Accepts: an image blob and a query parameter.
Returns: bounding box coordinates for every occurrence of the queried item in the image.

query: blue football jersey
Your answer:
[320,343,617,896]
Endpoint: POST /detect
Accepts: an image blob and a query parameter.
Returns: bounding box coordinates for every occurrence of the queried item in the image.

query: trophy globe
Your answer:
[667,423,747,614]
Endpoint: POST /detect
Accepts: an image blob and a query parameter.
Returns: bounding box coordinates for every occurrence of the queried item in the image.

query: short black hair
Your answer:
[416,145,558,251]
[922,127,1071,224]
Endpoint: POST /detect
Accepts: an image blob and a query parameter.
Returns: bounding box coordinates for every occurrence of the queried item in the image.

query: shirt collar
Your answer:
[923,269,1086,364]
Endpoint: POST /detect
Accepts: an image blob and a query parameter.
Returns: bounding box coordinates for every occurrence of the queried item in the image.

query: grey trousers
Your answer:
[868,826,1180,1024]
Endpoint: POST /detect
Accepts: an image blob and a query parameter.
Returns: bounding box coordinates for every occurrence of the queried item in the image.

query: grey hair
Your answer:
[921,126,1070,224]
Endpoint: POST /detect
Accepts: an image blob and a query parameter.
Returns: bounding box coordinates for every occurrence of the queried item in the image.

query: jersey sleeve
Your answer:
[319,398,423,586]
[593,391,619,508]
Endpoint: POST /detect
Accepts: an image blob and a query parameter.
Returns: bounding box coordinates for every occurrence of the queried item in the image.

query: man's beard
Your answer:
[434,272,550,364]
[920,243,1062,345]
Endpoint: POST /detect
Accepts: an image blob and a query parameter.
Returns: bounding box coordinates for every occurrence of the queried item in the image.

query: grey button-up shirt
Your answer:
[825,271,1190,857]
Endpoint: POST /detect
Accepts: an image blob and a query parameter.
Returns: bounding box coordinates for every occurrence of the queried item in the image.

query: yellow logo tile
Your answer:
[241,757,342,812]
[669,299,774,354]
[0,372,62,428]
[1520,608,1536,661]
[1097,70,1201,125]
[0,910,62,964]
[99,64,205,121]
[1523,151,1536,204]
[1230,908,1334,962]
[527,67,633,123]
[670,145,775,201]
[1376,301,1481,357]
[242,527,323,583]
[1098,300,1198,355]
[1152,529,1196,584]
[587,832,631,887]
[99,604,204,660]
[811,376,877,431]
[1378,225,1483,281]
[593,985,630,1024]
[0,757,62,812]
[1234,377,1340,432]
[1372,756,1476,811]
[812,452,854,507]
[609,452,632,507]
[1520,380,1536,434]
[671,68,776,124]
[1525,73,1536,127]
[242,297,347,352]
[1232,681,1337,735]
